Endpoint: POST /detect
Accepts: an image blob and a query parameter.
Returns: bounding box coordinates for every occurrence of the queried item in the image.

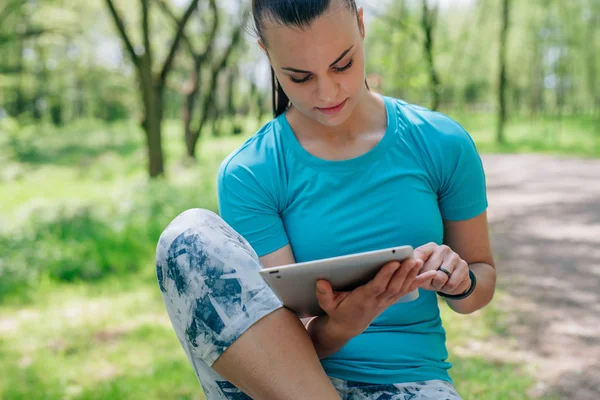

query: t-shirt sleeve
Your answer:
[435,122,488,221]
[217,157,290,257]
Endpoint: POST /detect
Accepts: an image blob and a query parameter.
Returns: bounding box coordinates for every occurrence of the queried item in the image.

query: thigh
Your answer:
[330,377,462,400]
[156,208,283,399]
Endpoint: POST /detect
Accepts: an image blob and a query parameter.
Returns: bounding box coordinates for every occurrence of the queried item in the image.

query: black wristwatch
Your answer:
[437,269,477,300]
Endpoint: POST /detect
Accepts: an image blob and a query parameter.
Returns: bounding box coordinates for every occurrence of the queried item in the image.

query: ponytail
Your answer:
[271,67,290,117]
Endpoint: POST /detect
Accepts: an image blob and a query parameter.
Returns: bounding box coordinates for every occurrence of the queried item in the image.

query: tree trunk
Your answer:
[104,0,198,178]
[187,24,246,156]
[226,67,236,116]
[211,102,221,137]
[139,57,164,177]
[497,0,510,144]
[184,64,201,158]
[145,106,164,177]
[421,0,440,111]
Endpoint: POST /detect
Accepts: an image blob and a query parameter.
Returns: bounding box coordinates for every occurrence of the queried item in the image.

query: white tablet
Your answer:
[259,245,419,318]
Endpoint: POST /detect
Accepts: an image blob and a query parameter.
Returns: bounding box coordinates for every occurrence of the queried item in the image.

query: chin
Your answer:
[312,98,357,127]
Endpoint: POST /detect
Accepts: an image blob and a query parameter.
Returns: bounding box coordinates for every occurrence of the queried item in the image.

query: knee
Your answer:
[157,208,219,252]
[156,208,254,292]
[155,208,217,282]
[167,208,220,234]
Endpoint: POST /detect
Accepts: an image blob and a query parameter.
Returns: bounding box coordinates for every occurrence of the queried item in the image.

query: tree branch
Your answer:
[363,3,421,42]
[155,0,196,55]
[198,0,219,63]
[104,0,140,68]
[158,0,200,87]
[195,10,248,136]
[156,0,219,63]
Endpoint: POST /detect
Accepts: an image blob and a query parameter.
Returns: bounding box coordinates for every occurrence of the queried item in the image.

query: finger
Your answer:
[315,280,335,312]
[414,270,439,288]
[404,259,425,292]
[433,252,462,291]
[365,261,401,297]
[420,246,447,273]
[440,261,470,295]
[429,271,450,291]
[399,258,422,294]
[413,242,438,263]
[437,252,458,279]
[454,277,472,295]
[380,258,419,300]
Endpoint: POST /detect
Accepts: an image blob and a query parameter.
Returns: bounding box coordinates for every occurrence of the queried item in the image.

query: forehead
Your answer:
[262,5,358,69]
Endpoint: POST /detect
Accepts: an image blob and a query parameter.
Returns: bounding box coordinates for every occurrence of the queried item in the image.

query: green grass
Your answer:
[0,268,204,400]
[448,112,600,157]
[440,297,538,399]
[1,112,595,399]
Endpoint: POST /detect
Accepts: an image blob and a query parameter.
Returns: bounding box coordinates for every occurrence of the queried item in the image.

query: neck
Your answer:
[290,88,383,143]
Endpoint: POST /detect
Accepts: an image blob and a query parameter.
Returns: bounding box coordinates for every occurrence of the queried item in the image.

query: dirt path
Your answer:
[482,154,600,399]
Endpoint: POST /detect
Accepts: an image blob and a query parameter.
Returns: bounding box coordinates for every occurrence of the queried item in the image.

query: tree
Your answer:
[365,0,441,109]
[158,0,248,158]
[497,0,510,144]
[104,0,199,177]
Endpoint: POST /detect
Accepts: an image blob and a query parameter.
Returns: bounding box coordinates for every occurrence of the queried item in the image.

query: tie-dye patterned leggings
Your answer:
[156,208,463,400]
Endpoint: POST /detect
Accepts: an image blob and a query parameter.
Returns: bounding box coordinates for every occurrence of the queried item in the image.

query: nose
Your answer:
[315,75,339,104]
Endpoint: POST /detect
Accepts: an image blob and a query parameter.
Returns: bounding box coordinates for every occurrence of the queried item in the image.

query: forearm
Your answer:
[304,316,355,359]
[446,262,496,314]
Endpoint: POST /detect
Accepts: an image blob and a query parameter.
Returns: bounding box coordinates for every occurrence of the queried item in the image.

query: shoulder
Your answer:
[389,98,475,149]
[218,118,285,186]
[384,98,480,169]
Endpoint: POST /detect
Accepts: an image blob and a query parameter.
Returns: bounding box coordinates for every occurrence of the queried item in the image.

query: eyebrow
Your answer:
[281,45,355,74]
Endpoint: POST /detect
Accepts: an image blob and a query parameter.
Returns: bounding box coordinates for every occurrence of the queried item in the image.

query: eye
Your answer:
[334,59,354,73]
[289,75,312,84]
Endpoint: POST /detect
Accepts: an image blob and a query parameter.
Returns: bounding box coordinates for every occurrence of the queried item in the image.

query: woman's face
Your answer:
[260,5,366,127]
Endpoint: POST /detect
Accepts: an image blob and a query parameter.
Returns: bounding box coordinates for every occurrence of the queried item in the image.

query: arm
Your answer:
[414,211,496,315]
[259,244,354,359]
[443,211,496,314]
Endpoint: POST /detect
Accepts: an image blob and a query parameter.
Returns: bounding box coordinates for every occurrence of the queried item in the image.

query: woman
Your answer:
[156,0,496,398]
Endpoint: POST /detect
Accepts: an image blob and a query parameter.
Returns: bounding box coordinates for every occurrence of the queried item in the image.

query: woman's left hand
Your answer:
[414,242,472,296]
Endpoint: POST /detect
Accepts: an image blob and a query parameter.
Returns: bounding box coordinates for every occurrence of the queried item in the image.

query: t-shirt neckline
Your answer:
[276,95,398,172]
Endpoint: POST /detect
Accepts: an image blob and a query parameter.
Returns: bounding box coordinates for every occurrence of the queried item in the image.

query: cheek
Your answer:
[275,76,307,104]
[282,83,313,109]
[343,60,366,93]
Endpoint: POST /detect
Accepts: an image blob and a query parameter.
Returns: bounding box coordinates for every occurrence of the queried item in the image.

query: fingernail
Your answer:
[316,283,326,294]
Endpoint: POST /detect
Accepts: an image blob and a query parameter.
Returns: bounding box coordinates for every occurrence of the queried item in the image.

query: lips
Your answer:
[316,99,347,115]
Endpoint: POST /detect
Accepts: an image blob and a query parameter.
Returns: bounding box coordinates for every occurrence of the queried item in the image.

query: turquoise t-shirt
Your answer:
[216,96,488,385]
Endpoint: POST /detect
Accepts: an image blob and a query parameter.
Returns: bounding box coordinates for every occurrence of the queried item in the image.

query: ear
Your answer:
[258,39,267,54]
[357,6,365,39]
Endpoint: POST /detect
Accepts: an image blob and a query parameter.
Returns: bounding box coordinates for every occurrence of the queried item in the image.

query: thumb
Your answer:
[315,280,334,311]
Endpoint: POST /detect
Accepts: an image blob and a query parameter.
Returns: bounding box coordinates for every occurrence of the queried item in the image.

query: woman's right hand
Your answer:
[314,258,438,338]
